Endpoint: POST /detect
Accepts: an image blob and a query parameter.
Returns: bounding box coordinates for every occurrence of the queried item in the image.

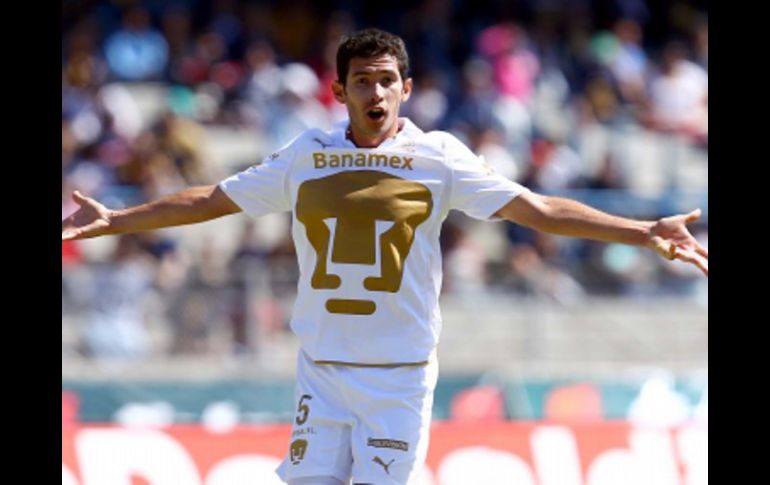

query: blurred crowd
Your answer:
[62,0,707,362]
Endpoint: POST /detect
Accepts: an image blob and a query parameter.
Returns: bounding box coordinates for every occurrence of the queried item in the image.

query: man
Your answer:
[62,28,708,485]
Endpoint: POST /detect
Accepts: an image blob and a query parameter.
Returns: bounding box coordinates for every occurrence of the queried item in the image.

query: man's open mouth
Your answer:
[367,107,386,121]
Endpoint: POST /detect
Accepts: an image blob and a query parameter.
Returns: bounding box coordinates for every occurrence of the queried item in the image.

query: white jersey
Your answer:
[220,118,529,365]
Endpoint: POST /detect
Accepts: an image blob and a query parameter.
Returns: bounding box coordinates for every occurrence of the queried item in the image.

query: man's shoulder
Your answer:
[411,129,470,154]
[415,130,487,170]
[287,126,341,150]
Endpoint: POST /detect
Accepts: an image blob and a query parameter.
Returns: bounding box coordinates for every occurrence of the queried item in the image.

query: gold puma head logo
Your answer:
[296,171,433,315]
[372,456,395,474]
[290,439,308,465]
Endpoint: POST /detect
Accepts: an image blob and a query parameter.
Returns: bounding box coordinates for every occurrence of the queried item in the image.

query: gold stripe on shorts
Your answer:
[313,360,429,368]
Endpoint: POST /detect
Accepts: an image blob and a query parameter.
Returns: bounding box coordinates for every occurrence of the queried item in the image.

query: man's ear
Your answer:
[332,80,346,104]
[401,77,413,102]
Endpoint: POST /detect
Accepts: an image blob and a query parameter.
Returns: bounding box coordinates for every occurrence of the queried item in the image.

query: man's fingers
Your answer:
[72,190,89,206]
[688,256,708,277]
[62,218,80,240]
[700,261,708,277]
[684,208,702,224]
[674,250,708,277]
[695,243,708,258]
[651,236,676,260]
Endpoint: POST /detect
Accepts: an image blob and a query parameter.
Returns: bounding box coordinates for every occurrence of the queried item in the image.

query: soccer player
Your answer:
[62,28,708,485]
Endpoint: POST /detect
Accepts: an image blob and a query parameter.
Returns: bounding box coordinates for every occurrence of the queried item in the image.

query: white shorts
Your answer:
[276,350,439,485]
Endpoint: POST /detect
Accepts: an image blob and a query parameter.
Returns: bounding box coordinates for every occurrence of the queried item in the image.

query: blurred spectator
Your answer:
[441,218,487,298]
[586,154,628,190]
[313,10,356,123]
[522,136,585,191]
[208,0,243,58]
[161,5,196,85]
[228,221,269,354]
[62,120,79,172]
[239,2,277,48]
[152,111,214,185]
[610,18,648,107]
[446,57,500,141]
[576,31,625,126]
[468,128,520,182]
[270,0,317,60]
[477,23,540,105]
[591,241,658,297]
[506,240,586,305]
[116,129,185,200]
[238,40,283,129]
[163,238,228,354]
[226,219,293,355]
[65,132,120,201]
[401,0,455,76]
[266,63,331,148]
[180,30,233,88]
[63,23,108,95]
[643,40,708,141]
[492,95,534,157]
[98,83,144,140]
[580,73,622,125]
[82,235,155,360]
[693,16,708,71]
[104,6,169,81]
[401,70,450,132]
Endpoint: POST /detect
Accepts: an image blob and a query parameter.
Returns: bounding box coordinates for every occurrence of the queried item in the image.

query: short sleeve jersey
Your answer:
[220,118,529,365]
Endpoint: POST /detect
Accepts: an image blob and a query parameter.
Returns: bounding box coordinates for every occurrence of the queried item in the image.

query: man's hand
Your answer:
[648,208,708,276]
[62,191,114,241]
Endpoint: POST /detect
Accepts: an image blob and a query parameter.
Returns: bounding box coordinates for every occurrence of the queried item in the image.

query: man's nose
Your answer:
[371,82,385,100]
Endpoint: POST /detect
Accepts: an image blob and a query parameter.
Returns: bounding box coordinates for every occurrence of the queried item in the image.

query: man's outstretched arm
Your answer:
[61,185,242,241]
[495,191,709,276]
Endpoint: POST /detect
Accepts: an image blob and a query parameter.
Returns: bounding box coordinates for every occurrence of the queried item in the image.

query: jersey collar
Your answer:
[332,117,423,148]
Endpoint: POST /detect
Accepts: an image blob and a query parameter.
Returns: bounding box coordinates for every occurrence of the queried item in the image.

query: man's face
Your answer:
[332,54,412,146]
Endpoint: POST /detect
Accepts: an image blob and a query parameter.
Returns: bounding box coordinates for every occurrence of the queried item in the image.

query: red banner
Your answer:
[62,421,707,485]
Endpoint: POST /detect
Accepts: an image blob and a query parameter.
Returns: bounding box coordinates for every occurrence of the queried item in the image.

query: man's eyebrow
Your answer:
[351,68,398,77]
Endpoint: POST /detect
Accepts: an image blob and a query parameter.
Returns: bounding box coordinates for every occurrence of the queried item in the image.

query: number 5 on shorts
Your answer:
[295,394,312,425]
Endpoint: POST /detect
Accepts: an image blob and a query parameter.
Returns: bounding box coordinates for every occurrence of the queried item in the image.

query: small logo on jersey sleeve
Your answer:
[290,439,308,465]
[313,137,333,149]
[478,155,496,175]
[248,151,281,170]
[401,140,417,153]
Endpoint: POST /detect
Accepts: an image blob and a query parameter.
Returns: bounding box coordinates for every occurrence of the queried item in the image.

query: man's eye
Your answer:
[356,78,369,85]
[382,77,393,86]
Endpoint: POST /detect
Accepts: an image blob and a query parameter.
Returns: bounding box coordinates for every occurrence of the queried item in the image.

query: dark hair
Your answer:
[336,28,410,84]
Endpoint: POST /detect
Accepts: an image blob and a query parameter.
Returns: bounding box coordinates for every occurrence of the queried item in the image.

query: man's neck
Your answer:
[347,119,404,148]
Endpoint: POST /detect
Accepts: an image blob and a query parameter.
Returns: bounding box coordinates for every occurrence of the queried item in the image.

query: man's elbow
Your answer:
[497,192,554,231]
[201,185,242,219]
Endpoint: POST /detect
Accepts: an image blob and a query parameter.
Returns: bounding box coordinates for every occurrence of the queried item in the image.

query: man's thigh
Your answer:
[346,362,438,484]
[277,353,354,483]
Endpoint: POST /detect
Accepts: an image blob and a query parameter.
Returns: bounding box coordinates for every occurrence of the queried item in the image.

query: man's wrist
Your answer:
[106,209,123,235]
[639,220,657,247]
